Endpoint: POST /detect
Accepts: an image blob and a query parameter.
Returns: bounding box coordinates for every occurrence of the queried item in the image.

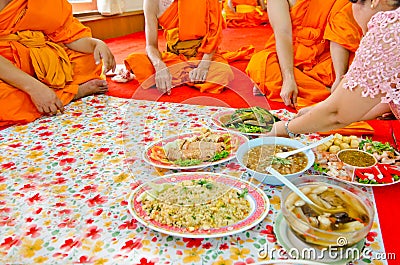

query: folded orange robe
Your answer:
[246,0,362,107]
[0,0,102,126]
[223,0,269,28]
[319,121,375,136]
[124,0,253,94]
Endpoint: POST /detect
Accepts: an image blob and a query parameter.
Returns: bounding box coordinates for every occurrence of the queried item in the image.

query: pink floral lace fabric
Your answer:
[343,7,400,119]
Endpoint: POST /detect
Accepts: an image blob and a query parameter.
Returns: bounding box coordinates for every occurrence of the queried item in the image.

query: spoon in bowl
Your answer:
[274,135,334,159]
[265,167,344,214]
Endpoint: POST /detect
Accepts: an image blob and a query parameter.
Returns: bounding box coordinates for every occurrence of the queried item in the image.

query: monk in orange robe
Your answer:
[223,0,269,28]
[245,0,362,108]
[0,0,116,127]
[124,0,237,95]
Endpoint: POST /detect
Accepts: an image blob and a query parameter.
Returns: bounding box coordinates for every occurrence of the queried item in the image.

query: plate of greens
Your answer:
[211,107,280,136]
[142,129,248,170]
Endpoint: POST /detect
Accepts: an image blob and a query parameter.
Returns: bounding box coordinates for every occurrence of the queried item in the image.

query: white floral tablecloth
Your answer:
[0,96,386,265]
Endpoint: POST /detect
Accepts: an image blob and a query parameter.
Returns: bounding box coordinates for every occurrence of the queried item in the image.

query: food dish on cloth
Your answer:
[211,107,280,136]
[143,129,248,170]
[281,175,374,248]
[128,172,270,238]
[313,134,400,186]
[274,213,365,265]
[236,137,315,185]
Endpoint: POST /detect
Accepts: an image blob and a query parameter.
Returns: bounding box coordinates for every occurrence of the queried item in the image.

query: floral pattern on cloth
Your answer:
[0,96,387,265]
[343,7,400,119]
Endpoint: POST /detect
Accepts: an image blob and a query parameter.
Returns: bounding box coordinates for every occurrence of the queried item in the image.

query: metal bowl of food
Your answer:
[236,137,315,185]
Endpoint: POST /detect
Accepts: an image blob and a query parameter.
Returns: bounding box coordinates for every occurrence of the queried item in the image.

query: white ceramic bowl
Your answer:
[236,137,315,185]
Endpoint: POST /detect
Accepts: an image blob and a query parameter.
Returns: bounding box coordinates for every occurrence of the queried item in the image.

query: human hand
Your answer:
[155,67,173,95]
[296,105,313,117]
[29,84,64,116]
[93,40,116,75]
[266,121,287,137]
[189,65,209,84]
[280,80,298,108]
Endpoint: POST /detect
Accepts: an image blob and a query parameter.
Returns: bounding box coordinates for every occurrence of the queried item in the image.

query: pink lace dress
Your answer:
[343,7,400,119]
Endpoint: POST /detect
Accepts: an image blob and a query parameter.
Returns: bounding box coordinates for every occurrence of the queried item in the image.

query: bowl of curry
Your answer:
[236,137,315,185]
[337,149,377,168]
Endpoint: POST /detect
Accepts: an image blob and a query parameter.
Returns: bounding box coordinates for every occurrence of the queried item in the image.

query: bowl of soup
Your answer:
[281,175,374,248]
[236,137,315,185]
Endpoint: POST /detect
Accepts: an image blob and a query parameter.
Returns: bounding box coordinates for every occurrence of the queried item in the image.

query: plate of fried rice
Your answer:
[128,172,270,238]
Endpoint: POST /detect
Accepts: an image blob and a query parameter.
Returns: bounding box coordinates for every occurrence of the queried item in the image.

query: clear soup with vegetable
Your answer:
[283,183,372,247]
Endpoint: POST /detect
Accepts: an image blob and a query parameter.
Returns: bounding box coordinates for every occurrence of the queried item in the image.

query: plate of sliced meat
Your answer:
[143,129,248,170]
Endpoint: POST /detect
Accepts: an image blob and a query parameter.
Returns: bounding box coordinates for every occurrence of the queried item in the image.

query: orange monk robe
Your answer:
[245,0,362,107]
[0,0,103,126]
[223,0,269,28]
[124,0,253,94]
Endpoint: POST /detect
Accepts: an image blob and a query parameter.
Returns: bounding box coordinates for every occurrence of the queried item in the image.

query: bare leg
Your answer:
[361,103,392,120]
[73,79,108,100]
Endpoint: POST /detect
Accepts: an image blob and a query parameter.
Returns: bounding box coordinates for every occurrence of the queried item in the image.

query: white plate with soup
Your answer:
[128,172,270,238]
[236,137,315,185]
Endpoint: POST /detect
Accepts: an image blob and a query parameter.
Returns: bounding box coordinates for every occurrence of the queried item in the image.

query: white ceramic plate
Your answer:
[128,172,270,238]
[142,130,248,170]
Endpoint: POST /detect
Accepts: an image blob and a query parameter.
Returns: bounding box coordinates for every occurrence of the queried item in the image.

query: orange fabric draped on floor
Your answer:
[124,0,254,94]
[0,0,102,127]
[246,0,362,107]
[223,0,269,28]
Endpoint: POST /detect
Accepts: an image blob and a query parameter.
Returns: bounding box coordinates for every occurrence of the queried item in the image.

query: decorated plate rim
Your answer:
[128,172,270,238]
[142,130,248,170]
[211,110,272,137]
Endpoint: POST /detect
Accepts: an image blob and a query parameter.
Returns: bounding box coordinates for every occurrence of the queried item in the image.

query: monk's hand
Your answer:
[29,85,64,116]
[280,80,298,108]
[189,64,209,84]
[155,66,173,95]
[93,40,116,75]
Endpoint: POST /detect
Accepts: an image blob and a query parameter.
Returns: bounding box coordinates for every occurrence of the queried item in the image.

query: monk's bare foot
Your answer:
[73,79,108,100]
